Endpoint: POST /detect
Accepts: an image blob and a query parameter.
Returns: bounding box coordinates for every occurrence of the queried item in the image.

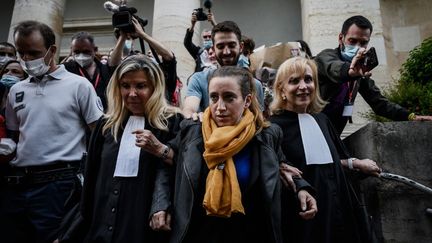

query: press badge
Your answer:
[342,104,354,117]
[15,92,24,103]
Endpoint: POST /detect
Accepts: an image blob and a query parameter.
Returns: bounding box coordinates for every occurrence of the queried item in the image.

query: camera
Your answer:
[194,8,208,21]
[104,1,148,33]
[193,0,213,21]
[112,7,148,33]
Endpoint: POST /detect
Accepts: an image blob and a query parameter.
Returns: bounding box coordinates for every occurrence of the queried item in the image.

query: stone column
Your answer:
[7,0,67,58]
[152,0,200,98]
[301,0,389,135]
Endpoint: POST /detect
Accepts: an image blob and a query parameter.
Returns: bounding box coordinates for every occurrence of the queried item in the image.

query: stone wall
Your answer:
[343,121,432,242]
[380,0,432,79]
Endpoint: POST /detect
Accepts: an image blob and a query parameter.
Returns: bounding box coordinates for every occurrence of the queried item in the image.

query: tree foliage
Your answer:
[364,37,432,121]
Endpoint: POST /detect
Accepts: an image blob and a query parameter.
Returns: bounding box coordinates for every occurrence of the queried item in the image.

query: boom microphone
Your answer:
[103,1,119,13]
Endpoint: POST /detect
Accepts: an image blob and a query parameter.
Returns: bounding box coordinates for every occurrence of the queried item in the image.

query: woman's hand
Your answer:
[297,190,318,220]
[133,129,174,165]
[150,211,171,231]
[280,163,303,191]
[353,158,381,177]
[133,129,163,156]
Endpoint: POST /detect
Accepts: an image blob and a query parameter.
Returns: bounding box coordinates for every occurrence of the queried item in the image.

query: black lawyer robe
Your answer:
[270,110,364,243]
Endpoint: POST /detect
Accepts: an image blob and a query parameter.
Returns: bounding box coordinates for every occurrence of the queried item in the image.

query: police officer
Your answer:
[0,20,103,243]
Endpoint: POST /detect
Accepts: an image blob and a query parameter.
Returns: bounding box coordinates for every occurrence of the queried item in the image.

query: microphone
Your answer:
[203,0,212,9]
[103,1,119,13]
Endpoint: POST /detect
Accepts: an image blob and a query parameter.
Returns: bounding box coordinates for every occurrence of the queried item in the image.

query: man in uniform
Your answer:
[0,20,103,243]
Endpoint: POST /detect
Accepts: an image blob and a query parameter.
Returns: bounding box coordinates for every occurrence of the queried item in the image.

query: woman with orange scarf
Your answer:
[145,66,317,243]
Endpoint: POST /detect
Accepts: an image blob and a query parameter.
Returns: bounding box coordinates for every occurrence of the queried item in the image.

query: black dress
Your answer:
[270,110,363,243]
[79,114,182,243]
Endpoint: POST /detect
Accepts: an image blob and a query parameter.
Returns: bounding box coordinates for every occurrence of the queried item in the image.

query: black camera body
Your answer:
[194,8,208,21]
[112,6,148,33]
[193,0,212,21]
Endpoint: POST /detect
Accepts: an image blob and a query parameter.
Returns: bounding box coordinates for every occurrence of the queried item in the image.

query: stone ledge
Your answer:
[343,121,432,242]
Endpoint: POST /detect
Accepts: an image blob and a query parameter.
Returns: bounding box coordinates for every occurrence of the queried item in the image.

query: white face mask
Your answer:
[20,47,52,77]
[74,53,93,68]
[0,56,14,67]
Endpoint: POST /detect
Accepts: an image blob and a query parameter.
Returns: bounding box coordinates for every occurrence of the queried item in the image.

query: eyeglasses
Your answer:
[202,35,212,39]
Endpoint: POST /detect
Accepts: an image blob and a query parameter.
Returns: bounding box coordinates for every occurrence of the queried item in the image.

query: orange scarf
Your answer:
[201,108,256,217]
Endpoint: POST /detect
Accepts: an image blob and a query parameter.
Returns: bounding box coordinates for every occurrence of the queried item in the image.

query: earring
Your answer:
[282,94,287,101]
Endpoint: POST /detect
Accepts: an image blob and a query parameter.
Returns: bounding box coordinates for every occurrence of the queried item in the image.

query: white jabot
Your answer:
[298,113,333,165]
[114,116,145,177]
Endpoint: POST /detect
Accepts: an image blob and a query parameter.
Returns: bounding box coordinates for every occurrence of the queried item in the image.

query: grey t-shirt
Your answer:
[6,65,103,166]
[187,68,264,112]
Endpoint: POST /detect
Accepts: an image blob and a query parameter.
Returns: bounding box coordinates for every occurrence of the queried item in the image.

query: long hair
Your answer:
[209,66,269,132]
[270,57,326,114]
[103,55,180,141]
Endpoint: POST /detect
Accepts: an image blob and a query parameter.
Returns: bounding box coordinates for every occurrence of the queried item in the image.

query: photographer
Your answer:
[109,17,178,105]
[184,9,217,72]
[315,15,432,135]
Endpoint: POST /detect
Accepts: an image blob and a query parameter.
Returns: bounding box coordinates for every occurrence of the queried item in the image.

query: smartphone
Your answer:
[362,47,379,72]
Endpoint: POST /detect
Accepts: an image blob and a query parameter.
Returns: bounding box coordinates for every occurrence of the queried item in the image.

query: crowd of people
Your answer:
[0,8,430,243]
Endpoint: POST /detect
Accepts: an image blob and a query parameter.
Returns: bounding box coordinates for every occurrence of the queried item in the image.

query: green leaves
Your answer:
[364,37,432,121]
[399,37,432,86]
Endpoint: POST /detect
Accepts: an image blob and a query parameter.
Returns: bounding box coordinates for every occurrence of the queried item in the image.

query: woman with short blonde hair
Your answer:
[270,57,326,115]
[270,56,381,243]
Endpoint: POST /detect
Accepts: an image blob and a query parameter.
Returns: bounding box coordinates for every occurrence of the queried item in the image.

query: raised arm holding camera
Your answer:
[184,1,217,72]
[106,5,178,104]
[315,15,432,135]
[127,17,178,105]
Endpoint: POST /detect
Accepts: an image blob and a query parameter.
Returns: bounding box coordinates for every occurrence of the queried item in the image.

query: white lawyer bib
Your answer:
[298,113,333,165]
[114,116,145,177]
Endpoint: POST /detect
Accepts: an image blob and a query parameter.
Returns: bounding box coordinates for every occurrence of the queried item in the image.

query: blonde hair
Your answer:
[209,66,270,132]
[270,57,326,114]
[103,55,180,141]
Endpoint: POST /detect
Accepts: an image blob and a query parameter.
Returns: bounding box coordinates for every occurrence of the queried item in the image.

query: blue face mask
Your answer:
[203,40,213,50]
[340,44,359,61]
[237,54,250,68]
[0,74,21,88]
[124,40,133,49]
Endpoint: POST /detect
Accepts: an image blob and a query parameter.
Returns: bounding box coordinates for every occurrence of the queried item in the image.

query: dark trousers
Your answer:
[0,178,76,243]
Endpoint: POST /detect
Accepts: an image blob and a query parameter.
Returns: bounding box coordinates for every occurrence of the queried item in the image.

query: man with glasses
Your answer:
[315,15,432,135]
[0,20,103,243]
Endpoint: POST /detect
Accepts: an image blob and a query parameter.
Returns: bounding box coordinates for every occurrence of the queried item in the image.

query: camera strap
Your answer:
[138,37,161,65]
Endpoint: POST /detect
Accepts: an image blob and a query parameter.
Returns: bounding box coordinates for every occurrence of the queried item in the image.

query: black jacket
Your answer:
[59,114,182,243]
[63,59,114,110]
[167,119,311,243]
[183,29,205,72]
[315,47,410,134]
